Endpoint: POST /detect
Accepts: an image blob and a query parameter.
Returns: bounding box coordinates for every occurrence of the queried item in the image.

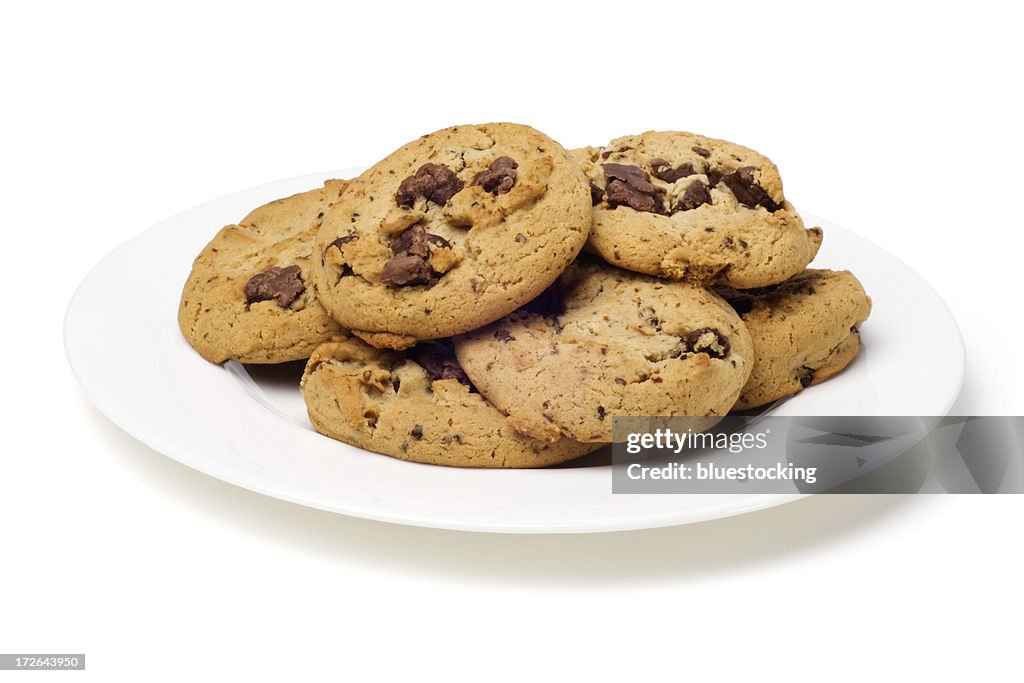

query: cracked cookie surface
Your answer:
[573,131,822,288]
[717,269,872,410]
[178,179,349,363]
[453,259,754,443]
[312,123,591,341]
[301,337,599,468]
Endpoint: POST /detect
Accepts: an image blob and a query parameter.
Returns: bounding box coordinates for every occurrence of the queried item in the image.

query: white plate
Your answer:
[64,169,965,533]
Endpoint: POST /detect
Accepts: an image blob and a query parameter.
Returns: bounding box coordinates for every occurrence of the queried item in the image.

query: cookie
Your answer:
[452,259,754,443]
[573,131,822,288]
[311,123,591,342]
[301,337,599,468]
[716,269,872,410]
[178,179,349,363]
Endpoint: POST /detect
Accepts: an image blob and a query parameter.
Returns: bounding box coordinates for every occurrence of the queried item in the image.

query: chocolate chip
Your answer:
[426,233,450,249]
[706,169,723,187]
[380,225,449,287]
[410,425,424,440]
[472,156,518,195]
[392,376,401,392]
[515,233,527,244]
[674,180,712,212]
[410,341,474,388]
[798,367,815,388]
[719,166,780,212]
[380,253,433,287]
[327,234,358,253]
[691,146,711,158]
[602,163,665,214]
[589,181,604,205]
[639,305,662,332]
[650,158,696,183]
[389,224,430,258]
[494,328,515,343]
[244,265,305,308]
[683,327,731,359]
[614,377,626,385]
[597,406,606,421]
[395,163,464,208]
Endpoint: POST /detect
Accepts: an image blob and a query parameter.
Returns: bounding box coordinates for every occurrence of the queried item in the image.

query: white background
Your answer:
[3,1,1023,681]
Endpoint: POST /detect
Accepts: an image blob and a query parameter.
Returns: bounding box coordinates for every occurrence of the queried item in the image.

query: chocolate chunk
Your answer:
[706,169,723,187]
[597,406,606,421]
[719,166,780,212]
[589,181,604,205]
[426,233,450,249]
[395,163,464,208]
[472,156,518,195]
[683,327,731,359]
[380,225,450,287]
[798,367,815,388]
[691,146,711,158]
[650,158,696,183]
[602,163,665,214]
[674,180,712,212]
[327,234,358,252]
[380,253,433,286]
[389,224,430,257]
[410,341,473,388]
[410,425,424,440]
[244,265,305,308]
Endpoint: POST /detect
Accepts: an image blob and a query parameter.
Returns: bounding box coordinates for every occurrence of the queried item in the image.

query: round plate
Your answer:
[64,169,965,533]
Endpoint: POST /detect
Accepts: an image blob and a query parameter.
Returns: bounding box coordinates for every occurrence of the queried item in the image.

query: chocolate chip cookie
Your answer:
[574,131,822,288]
[178,179,349,363]
[452,259,754,443]
[311,123,591,343]
[717,269,872,410]
[301,337,599,467]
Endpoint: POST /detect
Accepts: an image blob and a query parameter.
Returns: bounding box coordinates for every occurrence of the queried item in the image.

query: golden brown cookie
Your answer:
[453,259,754,443]
[301,337,600,467]
[178,180,349,363]
[717,269,872,410]
[574,131,822,288]
[311,123,591,341]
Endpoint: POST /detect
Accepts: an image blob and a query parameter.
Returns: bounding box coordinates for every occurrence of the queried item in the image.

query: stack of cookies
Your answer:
[179,123,871,468]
